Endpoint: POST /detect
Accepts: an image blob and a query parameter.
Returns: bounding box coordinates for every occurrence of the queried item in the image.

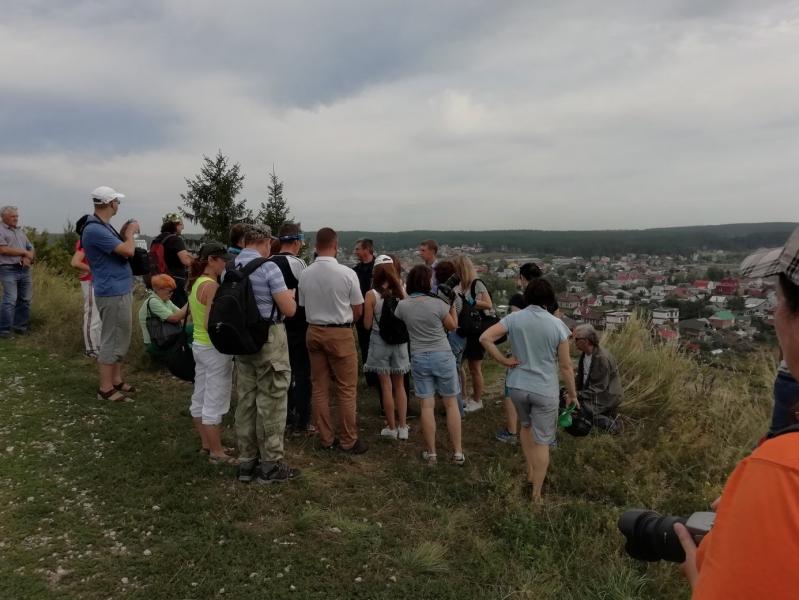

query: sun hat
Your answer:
[740,226,799,286]
[91,186,125,204]
[374,254,394,266]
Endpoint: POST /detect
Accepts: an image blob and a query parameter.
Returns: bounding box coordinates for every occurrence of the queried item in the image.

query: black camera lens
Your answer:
[618,509,687,563]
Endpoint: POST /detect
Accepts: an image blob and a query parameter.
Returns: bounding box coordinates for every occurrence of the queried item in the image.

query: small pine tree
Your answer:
[180,151,252,242]
[257,166,291,236]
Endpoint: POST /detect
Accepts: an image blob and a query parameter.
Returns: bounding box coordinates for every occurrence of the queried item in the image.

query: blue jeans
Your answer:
[0,265,32,336]
[447,331,467,416]
[770,370,799,435]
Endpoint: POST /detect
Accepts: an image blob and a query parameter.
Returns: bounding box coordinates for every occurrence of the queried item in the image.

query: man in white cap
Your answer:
[80,186,140,403]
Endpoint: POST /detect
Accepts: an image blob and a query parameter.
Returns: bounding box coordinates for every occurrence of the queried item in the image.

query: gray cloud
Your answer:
[2,1,799,235]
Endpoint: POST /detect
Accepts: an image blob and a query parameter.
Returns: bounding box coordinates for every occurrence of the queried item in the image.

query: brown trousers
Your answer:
[306,325,359,449]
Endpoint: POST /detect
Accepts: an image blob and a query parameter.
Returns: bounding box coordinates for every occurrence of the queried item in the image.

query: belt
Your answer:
[311,323,352,328]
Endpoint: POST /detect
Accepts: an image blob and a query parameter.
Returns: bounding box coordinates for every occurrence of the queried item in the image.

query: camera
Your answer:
[437,274,460,303]
[618,509,715,563]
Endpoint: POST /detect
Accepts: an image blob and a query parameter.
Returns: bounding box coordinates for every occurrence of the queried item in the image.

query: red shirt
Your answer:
[693,433,799,599]
[75,240,91,282]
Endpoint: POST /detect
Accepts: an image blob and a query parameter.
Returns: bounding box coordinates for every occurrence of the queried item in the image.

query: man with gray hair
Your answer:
[572,324,623,433]
[0,206,35,337]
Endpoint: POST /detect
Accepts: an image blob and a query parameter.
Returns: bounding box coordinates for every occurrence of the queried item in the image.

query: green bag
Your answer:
[558,404,576,428]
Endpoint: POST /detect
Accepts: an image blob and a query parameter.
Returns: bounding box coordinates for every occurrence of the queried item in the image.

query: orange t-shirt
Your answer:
[693,433,799,599]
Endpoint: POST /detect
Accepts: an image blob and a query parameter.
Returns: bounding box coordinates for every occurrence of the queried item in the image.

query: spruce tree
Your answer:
[257,166,291,236]
[180,151,251,242]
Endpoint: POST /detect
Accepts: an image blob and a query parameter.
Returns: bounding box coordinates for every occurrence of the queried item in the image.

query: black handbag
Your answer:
[130,247,150,276]
[167,318,195,382]
[145,298,183,349]
[457,279,506,343]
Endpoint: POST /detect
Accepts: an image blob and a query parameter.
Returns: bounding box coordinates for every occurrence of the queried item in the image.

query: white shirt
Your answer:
[582,353,593,386]
[298,256,364,325]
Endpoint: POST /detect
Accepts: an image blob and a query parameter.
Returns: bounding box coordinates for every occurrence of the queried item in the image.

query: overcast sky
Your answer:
[2,1,799,235]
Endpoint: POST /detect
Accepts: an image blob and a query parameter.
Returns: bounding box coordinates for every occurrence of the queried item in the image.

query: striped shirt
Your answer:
[234,248,288,321]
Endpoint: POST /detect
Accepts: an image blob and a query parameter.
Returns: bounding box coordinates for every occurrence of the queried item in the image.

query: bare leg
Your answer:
[378,373,396,429]
[519,424,550,504]
[193,417,210,450]
[468,359,483,403]
[442,396,462,454]
[420,399,436,454]
[391,373,407,428]
[111,363,123,386]
[98,363,115,392]
[204,424,227,457]
[458,364,468,402]
[504,398,518,434]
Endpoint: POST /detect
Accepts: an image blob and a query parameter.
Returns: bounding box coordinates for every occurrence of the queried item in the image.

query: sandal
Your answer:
[208,453,238,465]
[113,382,137,394]
[97,388,133,403]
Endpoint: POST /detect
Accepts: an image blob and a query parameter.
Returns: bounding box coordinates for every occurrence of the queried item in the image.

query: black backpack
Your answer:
[456,279,501,339]
[378,295,409,345]
[267,254,307,331]
[208,257,272,355]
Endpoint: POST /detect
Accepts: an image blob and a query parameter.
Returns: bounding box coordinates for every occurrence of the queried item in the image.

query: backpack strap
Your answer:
[238,256,270,276]
[267,254,299,289]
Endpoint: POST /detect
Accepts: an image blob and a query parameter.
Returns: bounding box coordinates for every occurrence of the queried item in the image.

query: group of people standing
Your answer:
[5,186,626,500]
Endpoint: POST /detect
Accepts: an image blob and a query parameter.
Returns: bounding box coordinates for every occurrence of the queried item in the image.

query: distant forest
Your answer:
[329,223,798,257]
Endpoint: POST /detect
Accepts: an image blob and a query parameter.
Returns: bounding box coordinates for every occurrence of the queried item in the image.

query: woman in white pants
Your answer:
[71,239,102,358]
[187,243,235,464]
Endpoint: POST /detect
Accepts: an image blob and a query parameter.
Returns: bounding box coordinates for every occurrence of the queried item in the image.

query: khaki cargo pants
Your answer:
[235,323,291,463]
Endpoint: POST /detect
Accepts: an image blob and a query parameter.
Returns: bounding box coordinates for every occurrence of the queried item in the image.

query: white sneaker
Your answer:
[397,425,410,441]
[463,400,483,414]
[380,427,398,439]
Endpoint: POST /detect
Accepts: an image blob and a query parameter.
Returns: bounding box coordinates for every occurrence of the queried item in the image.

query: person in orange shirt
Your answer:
[675,227,799,599]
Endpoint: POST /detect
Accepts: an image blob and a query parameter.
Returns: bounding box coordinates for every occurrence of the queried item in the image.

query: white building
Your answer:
[651,307,680,326]
[605,311,632,331]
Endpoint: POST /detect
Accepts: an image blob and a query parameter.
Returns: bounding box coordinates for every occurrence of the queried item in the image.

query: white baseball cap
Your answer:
[91,186,125,204]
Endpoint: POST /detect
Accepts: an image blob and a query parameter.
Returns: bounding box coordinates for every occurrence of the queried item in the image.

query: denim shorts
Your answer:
[411,351,460,399]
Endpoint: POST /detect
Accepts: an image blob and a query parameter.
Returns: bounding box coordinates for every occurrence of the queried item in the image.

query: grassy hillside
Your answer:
[0,267,774,599]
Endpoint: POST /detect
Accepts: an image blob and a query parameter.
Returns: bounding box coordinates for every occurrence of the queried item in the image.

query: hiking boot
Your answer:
[237,459,259,483]
[340,439,368,455]
[315,438,338,452]
[254,462,301,484]
[397,425,410,441]
[495,429,519,445]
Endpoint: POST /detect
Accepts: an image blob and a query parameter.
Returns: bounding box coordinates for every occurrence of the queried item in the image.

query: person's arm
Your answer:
[363,291,376,330]
[71,249,91,274]
[480,322,517,367]
[164,304,188,323]
[273,289,296,318]
[0,244,32,259]
[474,290,492,311]
[177,249,194,267]
[113,221,140,258]
[558,340,578,406]
[443,302,458,332]
[352,303,363,322]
